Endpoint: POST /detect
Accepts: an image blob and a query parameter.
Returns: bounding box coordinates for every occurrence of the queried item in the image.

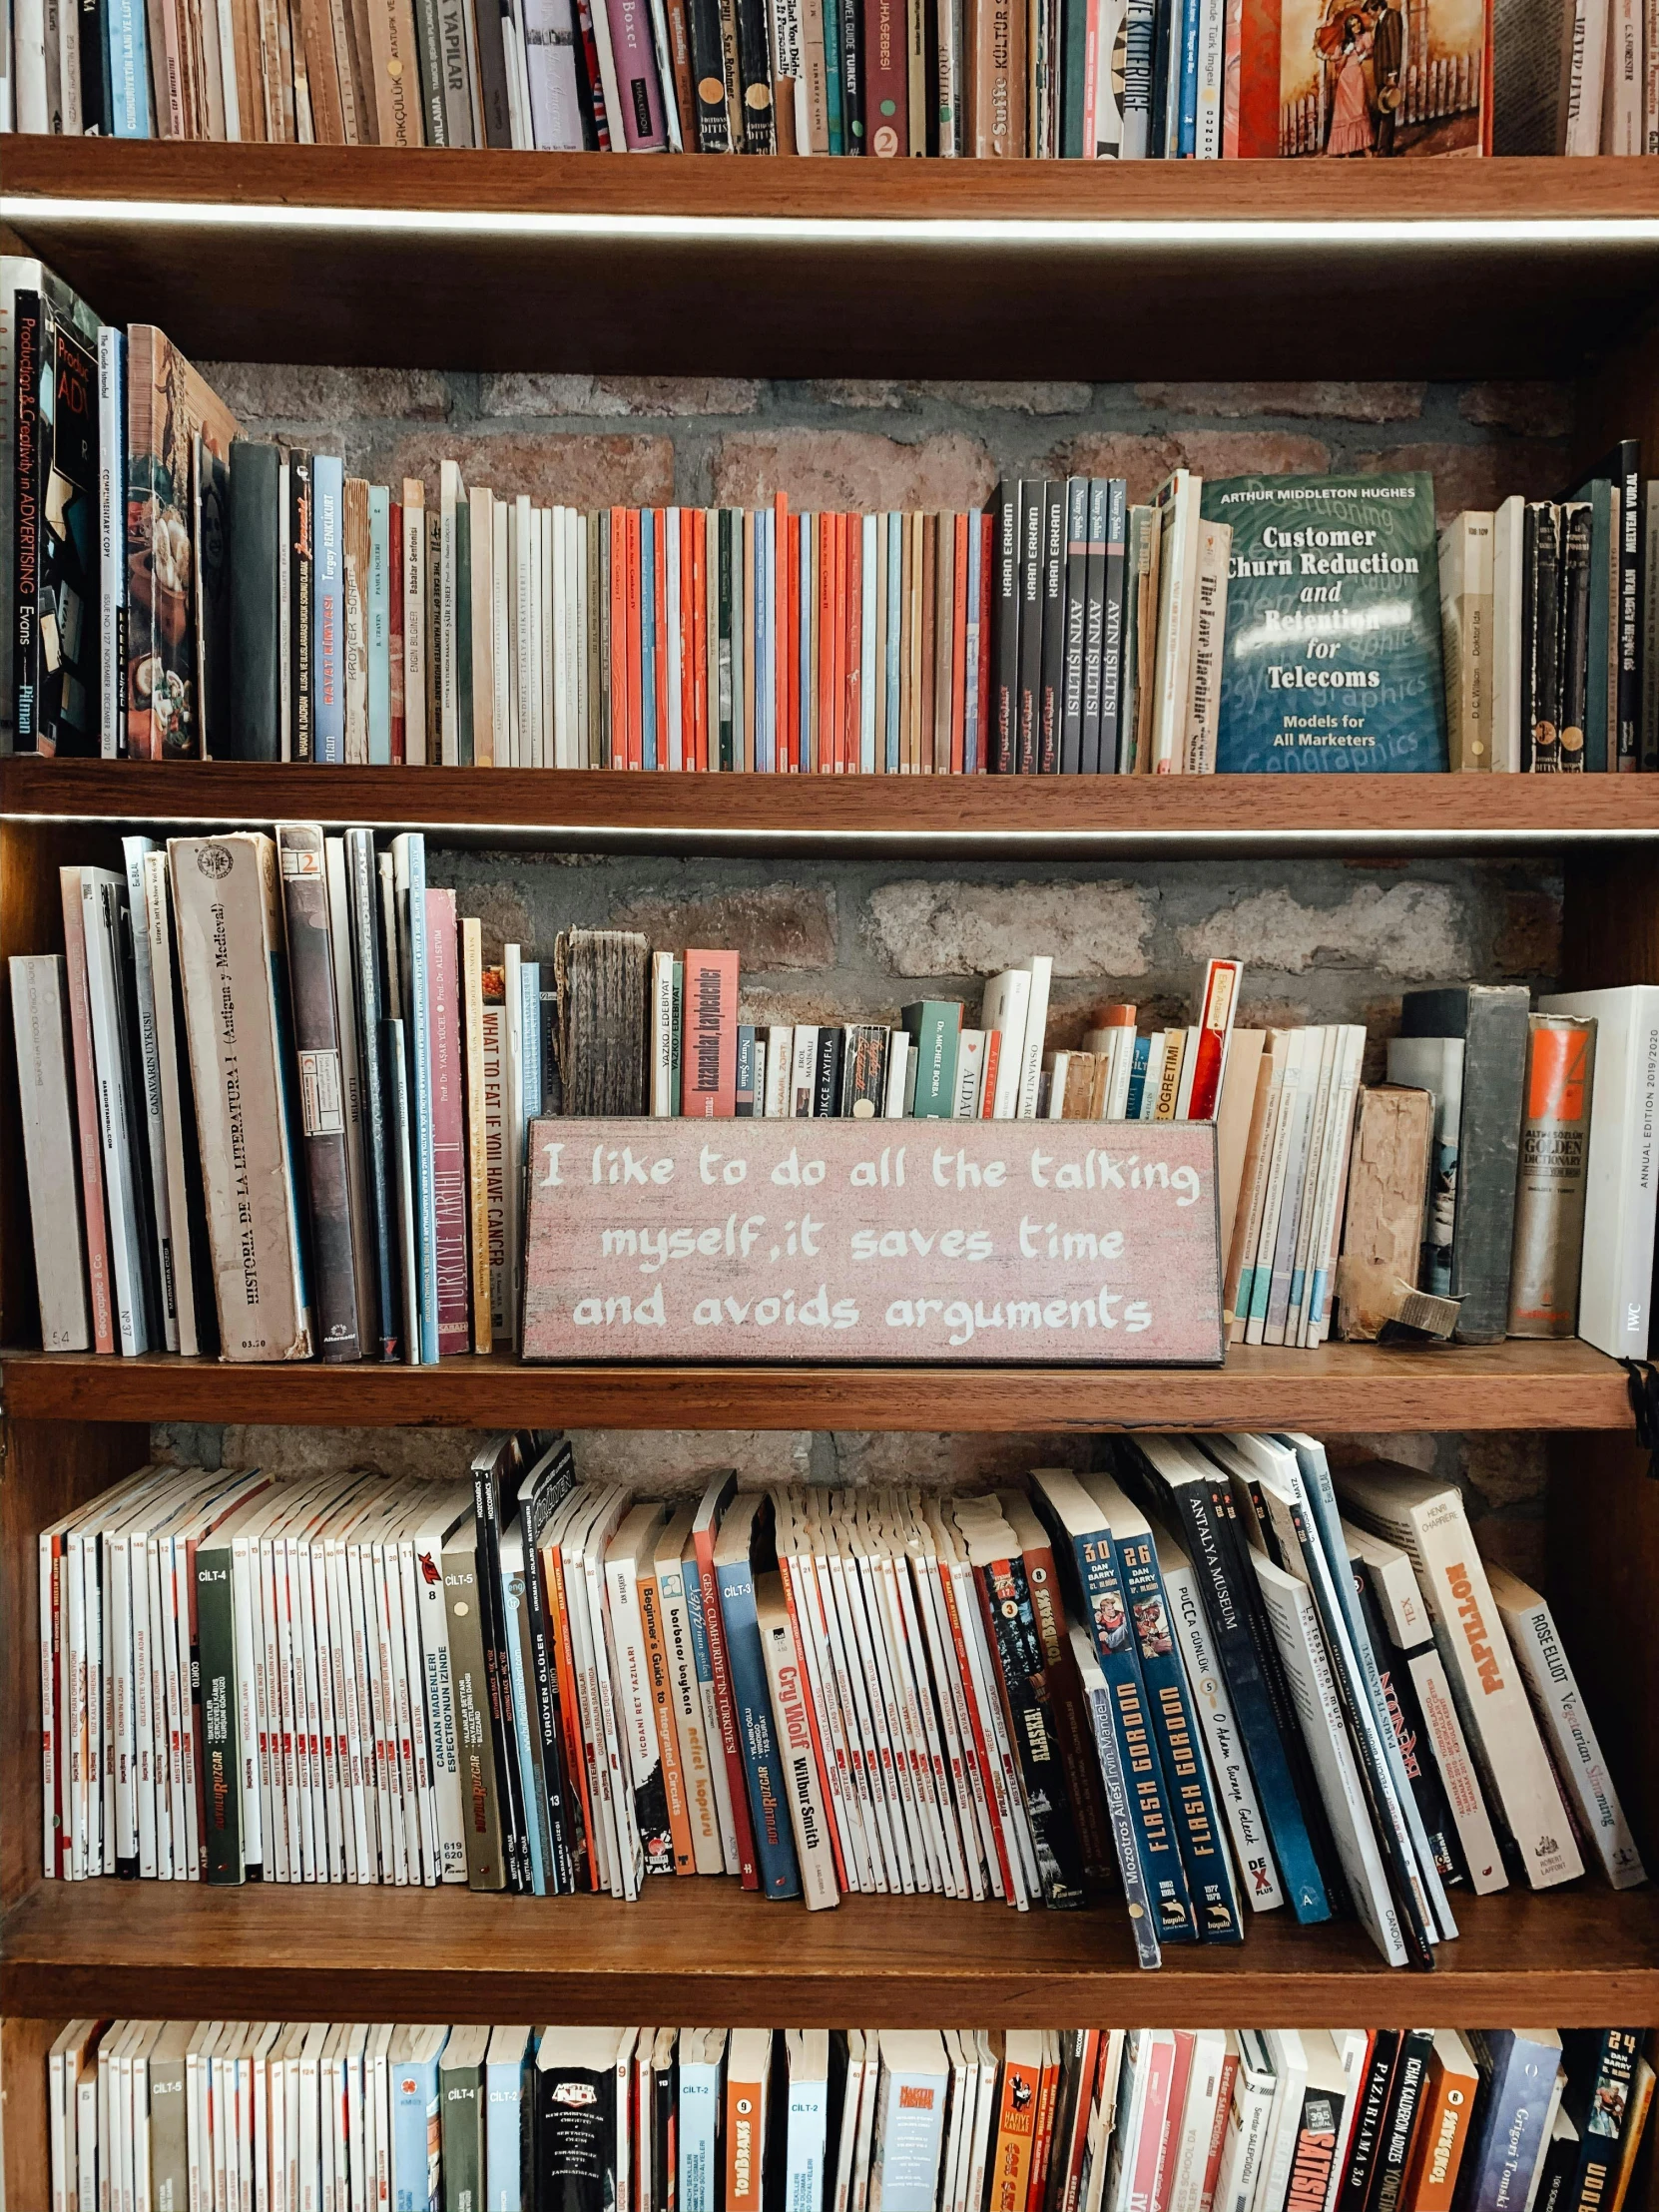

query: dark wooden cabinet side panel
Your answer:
[1,1419,151,1913]
[0,820,127,1352]
[1562,852,1659,996]
[1547,1433,1659,1866]
[2,2014,61,2212]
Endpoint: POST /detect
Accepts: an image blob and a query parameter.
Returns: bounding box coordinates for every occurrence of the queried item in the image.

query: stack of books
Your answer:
[47,2016,1655,2212]
[40,1436,1642,1972]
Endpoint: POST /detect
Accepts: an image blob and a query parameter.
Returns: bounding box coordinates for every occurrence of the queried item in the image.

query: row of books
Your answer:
[45,2016,1656,2212]
[1438,455,1657,772]
[5,0,1496,156]
[14,827,1658,1370]
[15,274,1659,780]
[40,1437,1642,1970]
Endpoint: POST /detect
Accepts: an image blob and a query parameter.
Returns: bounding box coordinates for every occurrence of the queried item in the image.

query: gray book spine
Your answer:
[1400,984,1530,1344]
[229,440,282,763]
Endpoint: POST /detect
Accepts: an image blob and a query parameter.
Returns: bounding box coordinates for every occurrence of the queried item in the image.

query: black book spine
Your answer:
[813,1025,844,1117]
[289,454,315,764]
[1562,2029,1641,2212]
[1060,475,1088,776]
[1149,0,1173,153]
[1017,481,1044,776]
[228,440,282,764]
[1079,477,1107,778]
[839,0,862,147]
[475,0,517,141]
[1099,478,1127,775]
[1610,441,1640,769]
[687,0,735,145]
[991,482,1019,775]
[523,1466,584,1893]
[409,0,450,137]
[1522,501,1559,774]
[1336,2032,1400,2212]
[1351,1558,1465,1890]
[534,2063,617,2212]
[79,0,111,130]
[733,0,776,147]
[975,1551,1089,1909]
[1557,501,1592,775]
[1039,482,1066,776]
[345,829,399,1360]
[276,825,363,1363]
[652,2053,676,2212]
[109,882,165,1344]
[1372,2029,1434,2212]
[13,291,41,748]
[472,1456,532,1894]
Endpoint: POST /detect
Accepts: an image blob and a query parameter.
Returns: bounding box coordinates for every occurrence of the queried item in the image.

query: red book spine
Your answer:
[653,508,670,772]
[1186,956,1243,1121]
[951,512,969,775]
[58,872,115,1355]
[775,492,789,774]
[978,1028,1002,1118]
[788,516,802,772]
[845,515,862,776]
[863,0,907,151]
[1150,2034,1196,2212]
[626,508,644,772]
[680,511,697,770]
[778,1559,847,1890]
[1236,0,1281,151]
[680,948,739,1116]
[424,888,471,1358]
[977,512,994,773]
[609,508,628,769]
[693,1520,761,1890]
[388,501,405,765]
[693,511,710,773]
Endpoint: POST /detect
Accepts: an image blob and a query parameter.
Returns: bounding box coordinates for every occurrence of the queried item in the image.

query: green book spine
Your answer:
[455,501,474,768]
[440,2058,484,2210]
[195,1537,244,1884]
[899,1000,961,1118]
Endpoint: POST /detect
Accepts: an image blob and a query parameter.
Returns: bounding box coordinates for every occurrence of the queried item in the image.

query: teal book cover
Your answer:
[1201,472,1448,773]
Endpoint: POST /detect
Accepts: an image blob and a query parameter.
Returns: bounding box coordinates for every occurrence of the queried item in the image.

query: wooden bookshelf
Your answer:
[8,144,1659,2212]
[7,1878,1659,2029]
[8,142,1659,378]
[6,757,1659,854]
[0,1338,1634,1431]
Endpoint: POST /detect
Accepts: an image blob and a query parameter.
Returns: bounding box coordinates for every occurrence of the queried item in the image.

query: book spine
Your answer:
[57,882,116,1355]
[288,454,315,763]
[1506,1015,1595,1339]
[424,889,470,1359]
[11,957,93,1352]
[228,440,282,763]
[397,837,441,1365]
[196,1536,244,1884]
[972,1551,1088,1911]
[718,1554,803,1900]
[312,455,346,765]
[345,830,399,1359]
[695,1529,761,1888]
[276,825,362,1362]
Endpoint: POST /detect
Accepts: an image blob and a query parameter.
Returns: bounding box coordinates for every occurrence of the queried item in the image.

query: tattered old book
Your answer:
[1201,473,1448,774]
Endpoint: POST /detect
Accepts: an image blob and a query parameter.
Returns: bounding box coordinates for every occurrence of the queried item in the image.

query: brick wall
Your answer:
[156,364,1574,1576]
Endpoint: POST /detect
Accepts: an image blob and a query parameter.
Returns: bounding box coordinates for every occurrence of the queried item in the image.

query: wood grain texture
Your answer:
[5,1877,1659,2026]
[2,2014,60,2209]
[4,759,1659,855]
[9,144,1659,377]
[0,1339,1632,1429]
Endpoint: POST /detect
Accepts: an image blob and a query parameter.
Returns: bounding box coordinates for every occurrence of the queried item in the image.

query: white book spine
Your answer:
[1538,986,1659,1357]
[1497,1582,1646,1889]
[982,971,1030,1122]
[11,956,92,1350]
[761,1596,840,1910]
[767,1026,796,1118]
[651,951,677,1118]
[79,875,148,1357]
[1017,956,1053,1120]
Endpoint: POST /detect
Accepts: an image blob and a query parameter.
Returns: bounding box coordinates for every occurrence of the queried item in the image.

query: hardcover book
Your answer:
[1199,473,1448,774]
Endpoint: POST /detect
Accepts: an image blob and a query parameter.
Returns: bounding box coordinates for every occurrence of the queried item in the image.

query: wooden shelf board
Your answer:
[5,1880,1658,2026]
[9,144,1659,377]
[0,1339,1631,1431]
[4,759,1658,857]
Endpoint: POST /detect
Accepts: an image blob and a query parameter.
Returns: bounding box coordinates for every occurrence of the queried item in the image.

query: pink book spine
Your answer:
[424,889,472,1358]
[59,872,116,1355]
[604,0,670,146]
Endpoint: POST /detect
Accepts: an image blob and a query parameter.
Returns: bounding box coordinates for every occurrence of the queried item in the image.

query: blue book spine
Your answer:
[485,2053,527,2212]
[1151,1471,1331,1924]
[1177,0,1199,152]
[1113,1526,1242,1941]
[885,514,902,772]
[392,2053,442,2212]
[106,0,151,133]
[1064,1527,1197,1943]
[501,1565,550,1897]
[368,486,391,766]
[312,456,346,764]
[1076,1666,1161,1968]
[716,1555,802,1899]
[1123,1033,1152,1118]
[520,961,542,1121]
[400,834,439,1365]
[642,512,658,771]
[1466,2033,1561,2212]
[823,0,844,151]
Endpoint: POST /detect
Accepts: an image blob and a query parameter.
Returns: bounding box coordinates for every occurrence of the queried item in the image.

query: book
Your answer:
[1200,472,1448,775]
[9,954,93,1351]
[1507,1013,1596,1338]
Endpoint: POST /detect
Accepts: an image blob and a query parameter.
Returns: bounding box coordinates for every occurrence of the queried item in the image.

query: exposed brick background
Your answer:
[167,361,1575,1559]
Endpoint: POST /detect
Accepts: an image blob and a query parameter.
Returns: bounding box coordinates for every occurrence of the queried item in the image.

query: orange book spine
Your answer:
[1401,2046,1477,2212]
[725,2064,766,2212]
[653,508,670,774]
[542,1536,601,1891]
[638,1565,697,1874]
[609,508,627,770]
[991,2052,1041,2212]
[951,512,969,775]
[1027,2045,1060,2212]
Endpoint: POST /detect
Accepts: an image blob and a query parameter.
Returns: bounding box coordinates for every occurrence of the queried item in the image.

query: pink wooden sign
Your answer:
[521,1119,1224,1366]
